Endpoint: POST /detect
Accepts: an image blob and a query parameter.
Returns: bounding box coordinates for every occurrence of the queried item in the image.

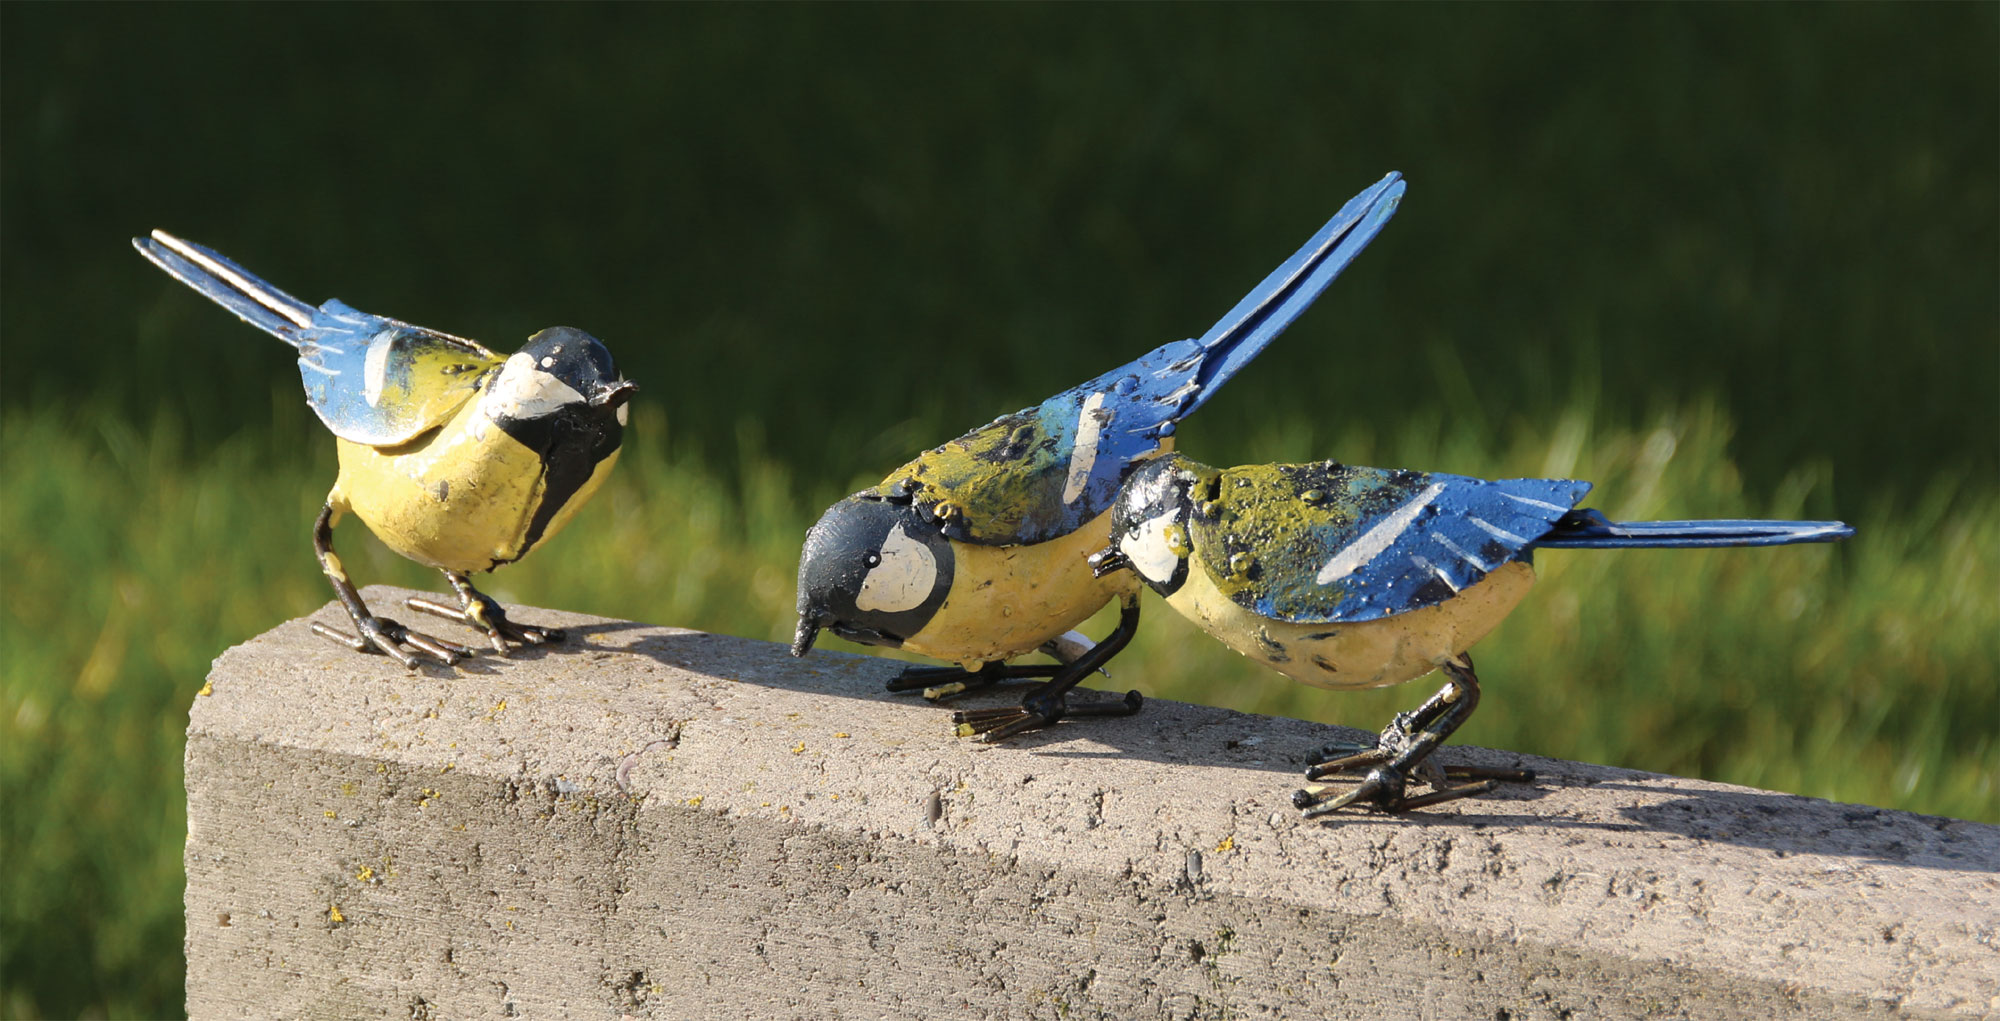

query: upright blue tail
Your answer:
[1181,171,1405,416]
[132,231,318,346]
[1534,509,1855,549]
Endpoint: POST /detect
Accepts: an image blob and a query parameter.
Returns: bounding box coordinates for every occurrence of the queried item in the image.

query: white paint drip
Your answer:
[1061,392,1110,505]
[855,523,938,614]
[1502,491,1568,513]
[1315,483,1444,585]
[1409,554,1460,593]
[1431,532,1489,572]
[1468,515,1529,546]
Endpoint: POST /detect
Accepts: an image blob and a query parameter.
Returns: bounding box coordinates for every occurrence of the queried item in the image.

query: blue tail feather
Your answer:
[1182,171,1405,416]
[132,231,318,346]
[1534,509,1854,549]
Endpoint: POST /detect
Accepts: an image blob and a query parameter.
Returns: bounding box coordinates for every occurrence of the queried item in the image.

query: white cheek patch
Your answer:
[1125,512,1183,584]
[483,352,586,422]
[855,523,939,614]
[615,401,630,426]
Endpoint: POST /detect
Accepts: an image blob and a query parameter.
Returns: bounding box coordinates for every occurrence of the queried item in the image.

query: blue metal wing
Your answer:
[1192,461,1590,624]
[876,172,1407,546]
[134,231,503,447]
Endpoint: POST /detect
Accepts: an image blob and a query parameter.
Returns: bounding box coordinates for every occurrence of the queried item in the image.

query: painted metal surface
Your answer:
[794,173,1406,670]
[1110,453,1855,628]
[1180,458,1586,624]
[869,171,1406,548]
[133,231,504,446]
[132,230,634,665]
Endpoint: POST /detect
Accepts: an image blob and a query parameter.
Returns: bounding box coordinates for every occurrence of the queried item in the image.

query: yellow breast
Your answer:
[1166,559,1536,690]
[900,508,1141,668]
[331,410,618,573]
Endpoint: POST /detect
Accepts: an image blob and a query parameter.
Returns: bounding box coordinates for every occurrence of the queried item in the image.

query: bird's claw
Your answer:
[311,616,473,668]
[406,595,565,655]
[885,662,1058,698]
[1295,764,1410,818]
[952,705,1051,742]
[950,690,1144,742]
[1306,741,1448,787]
[1296,751,1531,818]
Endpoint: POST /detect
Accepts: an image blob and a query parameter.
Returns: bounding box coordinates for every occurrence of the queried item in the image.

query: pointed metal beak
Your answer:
[594,380,639,408]
[1088,546,1131,579]
[790,615,821,657]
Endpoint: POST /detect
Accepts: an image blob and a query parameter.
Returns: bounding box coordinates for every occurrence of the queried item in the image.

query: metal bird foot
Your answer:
[1294,738,1533,819]
[1293,657,1534,818]
[310,615,473,669]
[407,581,566,656]
[952,689,1145,742]
[885,661,1061,702]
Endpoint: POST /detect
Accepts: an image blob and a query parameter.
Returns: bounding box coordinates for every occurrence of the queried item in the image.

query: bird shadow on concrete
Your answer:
[521,616,1998,875]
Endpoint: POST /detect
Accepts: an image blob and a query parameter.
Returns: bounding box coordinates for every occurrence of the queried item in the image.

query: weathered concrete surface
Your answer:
[186,587,2000,1020]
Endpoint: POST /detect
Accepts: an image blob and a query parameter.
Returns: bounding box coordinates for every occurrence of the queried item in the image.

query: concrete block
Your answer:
[185,588,1999,1019]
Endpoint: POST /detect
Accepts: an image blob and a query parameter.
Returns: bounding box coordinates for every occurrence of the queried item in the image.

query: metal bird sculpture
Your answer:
[1088,453,1854,816]
[134,231,635,666]
[792,173,1406,740]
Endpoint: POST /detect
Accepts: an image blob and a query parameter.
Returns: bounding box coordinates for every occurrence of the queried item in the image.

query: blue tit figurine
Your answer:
[792,173,1406,740]
[133,231,636,667]
[1087,453,1853,816]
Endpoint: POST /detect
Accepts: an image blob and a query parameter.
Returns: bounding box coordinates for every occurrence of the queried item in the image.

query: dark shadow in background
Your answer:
[5,4,1995,503]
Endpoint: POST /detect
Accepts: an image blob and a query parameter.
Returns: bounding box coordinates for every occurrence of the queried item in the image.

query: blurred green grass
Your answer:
[4,396,1995,1018]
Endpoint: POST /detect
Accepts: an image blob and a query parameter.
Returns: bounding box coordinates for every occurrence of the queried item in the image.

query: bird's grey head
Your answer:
[1091,454,1196,595]
[792,496,955,656]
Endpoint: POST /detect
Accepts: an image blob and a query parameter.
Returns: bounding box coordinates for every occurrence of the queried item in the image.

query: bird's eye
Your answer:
[864,552,882,568]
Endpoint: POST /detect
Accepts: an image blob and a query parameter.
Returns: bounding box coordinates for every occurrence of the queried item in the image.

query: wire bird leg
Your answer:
[406,571,567,655]
[885,662,1063,701]
[1293,654,1533,818]
[885,622,1113,701]
[946,594,1146,742]
[307,501,474,668]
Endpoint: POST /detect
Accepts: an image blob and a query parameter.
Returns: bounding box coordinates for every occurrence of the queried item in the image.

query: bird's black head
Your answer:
[498,327,634,414]
[478,328,637,555]
[1091,454,1198,596]
[482,327,637,449]
[792,496,956,656]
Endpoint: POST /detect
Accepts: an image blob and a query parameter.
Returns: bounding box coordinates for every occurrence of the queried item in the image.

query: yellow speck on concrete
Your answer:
[685,795,704,807]
[198,681,214,697]
[324,810,337,819]
[1216,835,1236,853]
[328,904,345,924]
[834,732,851,739]
[791,741,806,755]
[356,866,375,883]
